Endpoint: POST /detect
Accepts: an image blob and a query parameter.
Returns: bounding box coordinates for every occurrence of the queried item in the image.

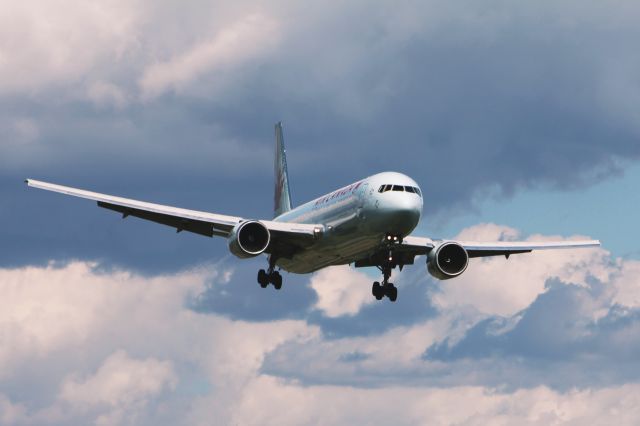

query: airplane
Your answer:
[26,122,600,302]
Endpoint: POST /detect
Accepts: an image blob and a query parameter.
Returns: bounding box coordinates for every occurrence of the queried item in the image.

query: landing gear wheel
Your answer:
[385,283,398,302]
[271,271,282,290]
[257,269,269,288]
[372,281,384,300]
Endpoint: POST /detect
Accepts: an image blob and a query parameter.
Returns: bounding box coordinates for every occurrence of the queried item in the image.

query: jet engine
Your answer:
[228,220,271,258]
[427,242,469,280]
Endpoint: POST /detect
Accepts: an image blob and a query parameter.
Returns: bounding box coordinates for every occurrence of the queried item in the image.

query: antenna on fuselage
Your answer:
[274,122,293,218]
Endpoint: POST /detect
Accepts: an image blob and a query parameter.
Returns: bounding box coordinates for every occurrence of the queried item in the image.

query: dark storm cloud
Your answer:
[2,0,640,274]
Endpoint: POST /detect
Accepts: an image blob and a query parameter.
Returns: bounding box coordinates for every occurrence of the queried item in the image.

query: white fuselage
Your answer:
[274,172,423,273]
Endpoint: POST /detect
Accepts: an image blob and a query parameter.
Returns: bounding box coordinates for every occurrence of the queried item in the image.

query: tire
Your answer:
[372,282,383,300]
[258,269,269,288]
[386,284,398,302]
[272,272,283,290]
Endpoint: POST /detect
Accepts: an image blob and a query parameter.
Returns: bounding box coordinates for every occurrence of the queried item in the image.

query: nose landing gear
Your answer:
[371,234,402,302]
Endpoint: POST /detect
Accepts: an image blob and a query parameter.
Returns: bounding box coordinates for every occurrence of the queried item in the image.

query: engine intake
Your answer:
[427,242,469,280]
[228,221,271,258]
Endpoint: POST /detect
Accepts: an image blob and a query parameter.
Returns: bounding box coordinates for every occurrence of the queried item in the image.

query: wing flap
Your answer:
[97,201,227,237]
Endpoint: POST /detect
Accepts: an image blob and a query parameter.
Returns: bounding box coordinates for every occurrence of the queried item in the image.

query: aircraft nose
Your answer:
[396,196,421,224]
[381,193,422,234]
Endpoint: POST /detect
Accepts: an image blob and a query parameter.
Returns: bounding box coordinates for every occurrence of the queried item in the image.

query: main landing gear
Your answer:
[371,234,402,302]
[257,256,282,290]
[372,266,398,302]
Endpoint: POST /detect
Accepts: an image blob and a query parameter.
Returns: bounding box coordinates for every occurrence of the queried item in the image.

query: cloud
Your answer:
[309,265,374,317]
[86,81,130,109]
[261,225,640,391]
[2,0,640,274]
[227,378,640,426]
[59,351,178,425]
[430,223,611,316]
[0,0,141,94]
[0,229,640,423]
[0,260,318,424]
[139,14,280,99]
[0,260,206,378]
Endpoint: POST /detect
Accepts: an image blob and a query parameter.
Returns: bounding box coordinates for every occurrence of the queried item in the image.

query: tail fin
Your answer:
[274,122,293,217]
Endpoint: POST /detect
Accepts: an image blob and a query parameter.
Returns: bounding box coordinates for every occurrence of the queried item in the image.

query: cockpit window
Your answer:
[379,184,422,196]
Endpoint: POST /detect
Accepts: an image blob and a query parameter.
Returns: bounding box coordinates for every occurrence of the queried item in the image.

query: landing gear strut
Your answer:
[371,234,401,302]
[258,255,282,290]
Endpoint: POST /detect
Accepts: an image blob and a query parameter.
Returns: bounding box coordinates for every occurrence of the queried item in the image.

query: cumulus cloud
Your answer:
[0,260,317,424]
[0,226,640,424]
[309,265,374,317]
[431,223,611,316]
[0,261,205,378]
[60,351,178,425]
[228,378,640,426]
[262,225,640,391]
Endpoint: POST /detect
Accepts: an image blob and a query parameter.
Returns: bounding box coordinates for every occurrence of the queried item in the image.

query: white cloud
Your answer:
[229,377,640,426]
[0,394,28,425]
[0,261,207,378]
[309,265,374,317]
[139,13,280,99]
[60,350,177,425]
[0,261,317,424]
[431,223,611,316]
[0,240,639,424]
[0,0,141,94]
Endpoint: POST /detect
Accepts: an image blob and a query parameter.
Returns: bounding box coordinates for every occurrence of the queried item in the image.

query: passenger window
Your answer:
[392,185,404,191]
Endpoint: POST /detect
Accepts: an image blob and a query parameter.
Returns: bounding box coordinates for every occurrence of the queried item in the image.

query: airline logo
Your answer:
[314,181,363,206]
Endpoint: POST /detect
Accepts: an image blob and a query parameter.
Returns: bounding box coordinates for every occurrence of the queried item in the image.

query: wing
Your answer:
[400,235,599,259]
[457,240,601,258]
[25,179,321,252]
[355,235,600,268]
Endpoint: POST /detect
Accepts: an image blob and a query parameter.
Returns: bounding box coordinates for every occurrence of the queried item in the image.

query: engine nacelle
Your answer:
[427,242,469,280]
[228,220,271,259]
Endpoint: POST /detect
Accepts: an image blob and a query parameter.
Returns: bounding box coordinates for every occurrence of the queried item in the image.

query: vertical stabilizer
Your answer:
[274,122,293,217]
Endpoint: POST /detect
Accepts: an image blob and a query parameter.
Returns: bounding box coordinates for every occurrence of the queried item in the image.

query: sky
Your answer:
[1,0,640,424]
